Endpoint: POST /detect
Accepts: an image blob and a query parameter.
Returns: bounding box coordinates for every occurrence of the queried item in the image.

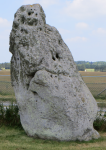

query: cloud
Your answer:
[75,22,88,29]
[22,0,58,8]
[92,28,106,35]
[58,28,70,35]
[66,36,88,42]
[0,18,12,28]
[63,0,106,19]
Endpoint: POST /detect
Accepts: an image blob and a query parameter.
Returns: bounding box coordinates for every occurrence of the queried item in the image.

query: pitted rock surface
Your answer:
[9,4,100,141]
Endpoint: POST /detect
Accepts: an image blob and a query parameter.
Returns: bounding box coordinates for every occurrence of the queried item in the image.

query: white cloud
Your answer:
[92,28,106,35]
[76,22,88,29]
[58,28,70,35]
[66,36,88,42]
[63,0,106,19]
[0,18,12,27]
[22,0,58,8]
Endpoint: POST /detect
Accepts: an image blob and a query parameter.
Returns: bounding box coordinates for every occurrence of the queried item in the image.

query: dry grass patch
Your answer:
[79,71,106,83]
[0,81,14,96]
[79,71,106,76]
[97,103,106,108]
[83,77,106,83]
[96,99,106,103]
[0,70,10,75]
[0,76,11,82]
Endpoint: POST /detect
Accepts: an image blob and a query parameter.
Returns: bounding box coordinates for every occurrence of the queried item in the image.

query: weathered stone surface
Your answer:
[9,4,100,141]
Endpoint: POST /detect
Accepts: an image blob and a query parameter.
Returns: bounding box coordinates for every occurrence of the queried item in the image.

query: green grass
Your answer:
[96,99,106,103]
[0,98,16,102]
[87,83,106,98]
[97,103,106,108]
[0,126,106,150]
[0,81,15,102]
[0,102,106,149]
[0,82,14,97]
[0,103,22,128]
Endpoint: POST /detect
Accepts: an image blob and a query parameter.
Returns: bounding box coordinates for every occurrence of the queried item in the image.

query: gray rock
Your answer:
[9,4,100,141]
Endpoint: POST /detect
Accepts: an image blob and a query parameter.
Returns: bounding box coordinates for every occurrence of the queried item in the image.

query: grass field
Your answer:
[0,126,106,150]
[79,71,106,97]
[79,71,106,83]
[0,71,106,149]
[0,70,15,102]
[82,77,106,83]
[0,76,11,82]
[79,71,106,77]
[0,70,11,82]
[0,69,10,75]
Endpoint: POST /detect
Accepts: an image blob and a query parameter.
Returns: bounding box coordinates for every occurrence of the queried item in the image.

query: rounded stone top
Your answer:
[13,4,46,27]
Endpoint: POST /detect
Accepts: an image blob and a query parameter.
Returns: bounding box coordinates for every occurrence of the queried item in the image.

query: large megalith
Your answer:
[9,4,100,141]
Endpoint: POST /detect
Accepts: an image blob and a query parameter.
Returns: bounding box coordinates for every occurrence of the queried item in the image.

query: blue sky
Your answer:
[0,0,106,63]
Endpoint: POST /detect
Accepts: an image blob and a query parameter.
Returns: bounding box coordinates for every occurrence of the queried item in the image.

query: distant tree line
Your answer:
[0,63,10,69]
[75,61,106,71]
[95,65,106,72]
[75,61,106,66]
[1,61,106,71]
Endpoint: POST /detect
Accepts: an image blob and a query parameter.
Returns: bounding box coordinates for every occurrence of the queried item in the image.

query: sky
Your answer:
[0,0,106,63]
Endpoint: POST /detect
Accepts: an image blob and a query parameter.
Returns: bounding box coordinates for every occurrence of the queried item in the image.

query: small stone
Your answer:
[9,4,100,141]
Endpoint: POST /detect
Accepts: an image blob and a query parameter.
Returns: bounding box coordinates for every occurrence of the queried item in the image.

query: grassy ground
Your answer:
[79,71,106,84]
[97,102,106,108]
[0,70,15,102]
[0,70,106,149]
[0,82,14,94]
[0,81,15,102]
[96,99,106,103]
[0,126,106,150]
[0,76,11,82]
[79,71,106,97]
[0,70,10,82]
[82,77,106,83]
[0,69,10,75]
[86,83,106,97]
[0,69,10,82]
[79,71,106,77]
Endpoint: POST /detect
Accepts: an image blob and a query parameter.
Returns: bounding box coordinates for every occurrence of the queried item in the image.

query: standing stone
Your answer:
[9,4,100,141]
